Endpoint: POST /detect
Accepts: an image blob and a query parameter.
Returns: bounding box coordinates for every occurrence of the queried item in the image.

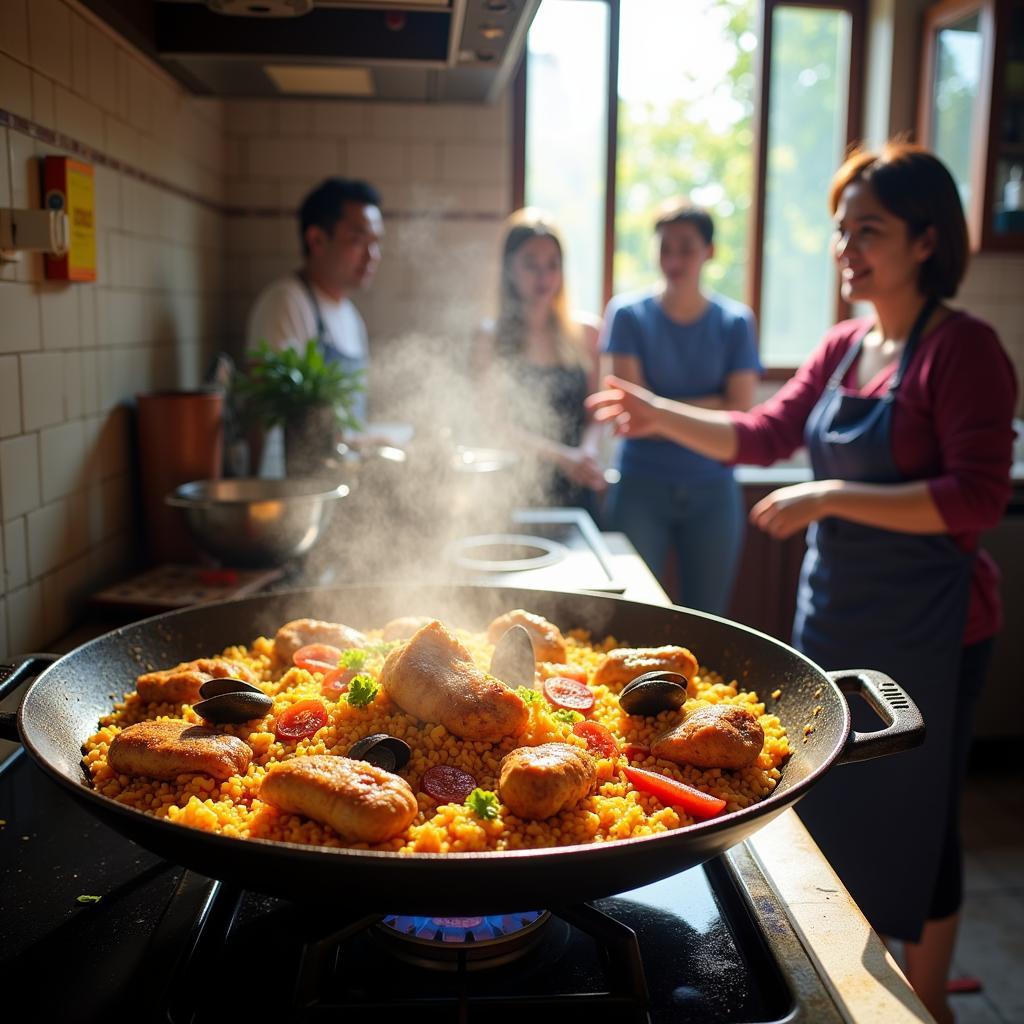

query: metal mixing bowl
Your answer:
[166,478,349,567]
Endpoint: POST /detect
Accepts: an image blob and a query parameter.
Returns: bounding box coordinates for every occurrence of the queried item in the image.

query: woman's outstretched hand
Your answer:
[585,376,663,438]
[749,481,838,539]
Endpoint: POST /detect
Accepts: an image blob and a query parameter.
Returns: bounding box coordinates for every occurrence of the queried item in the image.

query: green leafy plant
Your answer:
[233,339,365,433]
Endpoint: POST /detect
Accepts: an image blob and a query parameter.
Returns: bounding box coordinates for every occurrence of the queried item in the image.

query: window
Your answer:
[517,0,865,370]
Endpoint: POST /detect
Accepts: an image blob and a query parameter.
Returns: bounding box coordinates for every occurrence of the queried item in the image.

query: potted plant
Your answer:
[233,340,365,477]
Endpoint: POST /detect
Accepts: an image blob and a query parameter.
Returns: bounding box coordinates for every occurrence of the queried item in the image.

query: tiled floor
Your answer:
[946,747,1024,1023]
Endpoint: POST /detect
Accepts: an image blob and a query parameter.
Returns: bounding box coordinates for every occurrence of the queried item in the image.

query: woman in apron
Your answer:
[586,142,1018,1023]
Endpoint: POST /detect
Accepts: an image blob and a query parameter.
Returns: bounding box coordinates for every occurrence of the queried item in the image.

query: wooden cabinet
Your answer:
[918,0,1024,251]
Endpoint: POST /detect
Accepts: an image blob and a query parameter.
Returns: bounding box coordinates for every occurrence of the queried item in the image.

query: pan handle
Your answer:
[829,669,926,765]
[0,655,59,742]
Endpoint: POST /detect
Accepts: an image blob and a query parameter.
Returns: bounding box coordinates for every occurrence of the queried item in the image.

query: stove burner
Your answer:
[375,910,549,969]
[446,533,567,572]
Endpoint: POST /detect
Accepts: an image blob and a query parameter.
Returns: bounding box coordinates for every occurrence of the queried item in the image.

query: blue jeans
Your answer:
[606,472,745,615]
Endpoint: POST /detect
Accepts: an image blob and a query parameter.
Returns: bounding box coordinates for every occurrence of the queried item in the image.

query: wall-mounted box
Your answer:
[43,156,97,281]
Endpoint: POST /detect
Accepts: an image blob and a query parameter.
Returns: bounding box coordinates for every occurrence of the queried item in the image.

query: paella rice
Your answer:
[82,620,791,852]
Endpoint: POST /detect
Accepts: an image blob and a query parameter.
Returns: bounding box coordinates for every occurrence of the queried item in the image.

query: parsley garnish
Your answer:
[346,674,379,708]
[515,686,543,704]
[337,649,367,670]
[76,894,102,904]
[465,788,500,820]
[552,708,583,725]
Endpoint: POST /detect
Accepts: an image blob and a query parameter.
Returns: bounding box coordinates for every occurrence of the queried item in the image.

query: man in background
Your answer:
[244,177,383,472]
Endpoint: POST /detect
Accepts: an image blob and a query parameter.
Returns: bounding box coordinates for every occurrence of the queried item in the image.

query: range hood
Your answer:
[79,0,540,103]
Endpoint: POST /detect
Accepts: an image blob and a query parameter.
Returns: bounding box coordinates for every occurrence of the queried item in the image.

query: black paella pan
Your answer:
[0,584,923,915]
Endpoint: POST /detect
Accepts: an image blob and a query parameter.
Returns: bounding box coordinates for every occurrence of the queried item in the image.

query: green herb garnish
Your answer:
[338,649,367,670]
[346,674,379,708]
[552,708,583,725]
[515,686,543,704]
[76,894,102,904]
[465,788,500,820]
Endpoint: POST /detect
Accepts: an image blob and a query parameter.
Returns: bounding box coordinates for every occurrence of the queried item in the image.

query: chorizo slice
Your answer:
[260,755,418,843]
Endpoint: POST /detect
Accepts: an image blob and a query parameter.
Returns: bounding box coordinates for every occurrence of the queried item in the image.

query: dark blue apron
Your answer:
[793,300,974,941]
[297,271,368,423]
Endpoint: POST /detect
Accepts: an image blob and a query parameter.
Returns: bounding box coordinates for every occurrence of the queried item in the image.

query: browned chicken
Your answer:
[274,618,367,662]
[487,609,567,664]
[260,755,418,843]
[107,719,253,781]
[498,742,597,820]
[136,658,257,705]
[380,620,529,742]
[382,615,434,642]
[651,705,764,770]
[592,646,699,693]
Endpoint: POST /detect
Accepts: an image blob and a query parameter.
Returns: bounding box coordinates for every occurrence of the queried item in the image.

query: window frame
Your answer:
[513,0,866,375]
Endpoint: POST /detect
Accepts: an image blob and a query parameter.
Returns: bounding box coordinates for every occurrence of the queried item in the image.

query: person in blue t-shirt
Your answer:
[601,198,762,613]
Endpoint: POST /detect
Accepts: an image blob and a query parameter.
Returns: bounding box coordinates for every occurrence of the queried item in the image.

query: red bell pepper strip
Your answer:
[623,765,727,820]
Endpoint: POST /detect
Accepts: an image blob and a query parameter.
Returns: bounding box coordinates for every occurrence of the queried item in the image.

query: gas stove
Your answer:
[0,744,844,1023]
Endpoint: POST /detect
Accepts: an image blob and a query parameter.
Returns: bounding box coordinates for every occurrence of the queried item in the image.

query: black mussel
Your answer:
[618,672,690,716]
[198,677,264,699]
[193,690,273,724]
[347,733,412,772]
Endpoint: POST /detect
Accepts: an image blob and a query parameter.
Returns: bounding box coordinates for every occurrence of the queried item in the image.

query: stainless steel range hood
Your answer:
[79,0,539,103]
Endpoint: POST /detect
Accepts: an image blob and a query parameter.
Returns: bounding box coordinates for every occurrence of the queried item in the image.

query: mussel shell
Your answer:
[198,677,264,699]
[193,690,273,724]
[621,670,690,693]
[618,676,689,716]
[347,733,411,771]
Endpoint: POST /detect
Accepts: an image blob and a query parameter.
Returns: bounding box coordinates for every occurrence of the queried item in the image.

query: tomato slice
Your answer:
[292,644,343,673]
[543,676,595,712]
[320,667,356,698]
[421,765,477,804]
[623,766,727,820]
[572,720,619,758]
[275,699,329,741]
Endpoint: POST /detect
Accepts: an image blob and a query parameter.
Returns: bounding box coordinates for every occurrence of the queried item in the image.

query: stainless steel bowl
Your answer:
[166,478,349,567]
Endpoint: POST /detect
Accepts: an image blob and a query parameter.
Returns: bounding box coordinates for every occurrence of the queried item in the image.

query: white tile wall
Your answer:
[0,0,226,651]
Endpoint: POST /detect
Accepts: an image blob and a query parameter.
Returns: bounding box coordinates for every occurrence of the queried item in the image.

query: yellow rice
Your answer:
[82,624,791,853]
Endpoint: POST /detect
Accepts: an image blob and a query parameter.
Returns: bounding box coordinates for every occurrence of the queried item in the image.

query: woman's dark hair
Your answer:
[653,198,714,245]
[299,178,382,256]
[829,142,968,298]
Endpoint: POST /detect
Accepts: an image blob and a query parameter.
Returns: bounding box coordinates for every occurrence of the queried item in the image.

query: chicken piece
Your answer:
[592,646,699,694]
[107,719,252,781]
[498,742,596,820]
[274,618,367,663]
[382,615,433,642]
[487,609,567,664]
[380,620,529,742]
[135,658,257,705]
[260,755,418,843]
[651,704,764,770]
